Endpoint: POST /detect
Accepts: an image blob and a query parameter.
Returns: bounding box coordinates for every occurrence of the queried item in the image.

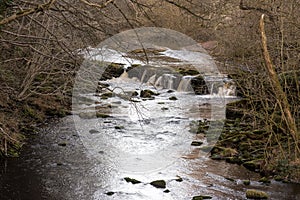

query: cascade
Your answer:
[177,76,193,92]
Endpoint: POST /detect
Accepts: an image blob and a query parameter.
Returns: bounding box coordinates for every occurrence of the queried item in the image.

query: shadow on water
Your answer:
[0,145,45,200]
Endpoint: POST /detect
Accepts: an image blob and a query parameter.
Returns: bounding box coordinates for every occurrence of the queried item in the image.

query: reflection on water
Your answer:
[1,116,300,200]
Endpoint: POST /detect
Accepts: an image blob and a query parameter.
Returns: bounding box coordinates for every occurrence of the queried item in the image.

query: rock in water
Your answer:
[192,195,212,200]
[246,189,268,199]
[124,177,141,184]
[150,180,166,188]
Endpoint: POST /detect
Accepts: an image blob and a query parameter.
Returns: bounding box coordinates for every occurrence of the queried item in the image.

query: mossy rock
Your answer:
[192,195,212,200]
[259,177,271,184]
[150,180,166,188]
[177,68,199,76]
[246,189,268,199]
[243,160,263,171]
[243,180,251,185]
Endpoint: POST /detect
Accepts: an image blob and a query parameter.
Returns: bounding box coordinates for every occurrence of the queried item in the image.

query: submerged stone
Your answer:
[89,129,99,134]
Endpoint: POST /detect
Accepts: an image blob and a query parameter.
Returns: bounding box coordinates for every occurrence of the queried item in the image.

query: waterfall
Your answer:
[140,69,148,83]
[154,74,176,90]
[147,75,156,85]
[177,76,193,92]
[120,70,129,79]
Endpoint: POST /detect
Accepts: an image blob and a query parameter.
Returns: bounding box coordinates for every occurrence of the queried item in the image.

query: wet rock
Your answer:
[78,112,95,119]
[177,67,199,76]
[115,126,124,130]
[190,76,209,95]
[167,90,174,93]
[224,177,235,182]
[246,189,268,199]
[140,89,156,98]
[163,189,170,193]
[131,91,139,97]
[161,107,169,111]
[124,177,141,184]
[243,180,251,185]
[101,92,114,99]
[175,176,183,182]
[191,141,203,146]
[150,180,166,188]
[58,142,67,147]
[89,129,99,134]
[192,195,212,200]
[105,191,115,196]
[99,62,125,81]
[96,113,111,118]
[169,96,177,100]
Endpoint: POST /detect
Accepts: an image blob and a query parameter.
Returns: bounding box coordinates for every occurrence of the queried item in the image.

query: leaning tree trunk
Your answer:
[260,14,299,158]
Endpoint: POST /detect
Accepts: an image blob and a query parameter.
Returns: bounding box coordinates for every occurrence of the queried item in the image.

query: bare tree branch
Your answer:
[0,0,56,26]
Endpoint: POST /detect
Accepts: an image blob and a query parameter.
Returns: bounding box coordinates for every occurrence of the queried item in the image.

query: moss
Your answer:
[192,195,212,200]
[246,189,268,199]
[259,177,271,184]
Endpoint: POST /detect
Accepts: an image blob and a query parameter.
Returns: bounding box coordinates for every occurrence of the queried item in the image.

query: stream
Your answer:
[1,28,300,199]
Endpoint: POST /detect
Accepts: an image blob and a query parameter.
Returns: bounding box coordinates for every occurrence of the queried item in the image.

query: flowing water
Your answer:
[1,46,300,200]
